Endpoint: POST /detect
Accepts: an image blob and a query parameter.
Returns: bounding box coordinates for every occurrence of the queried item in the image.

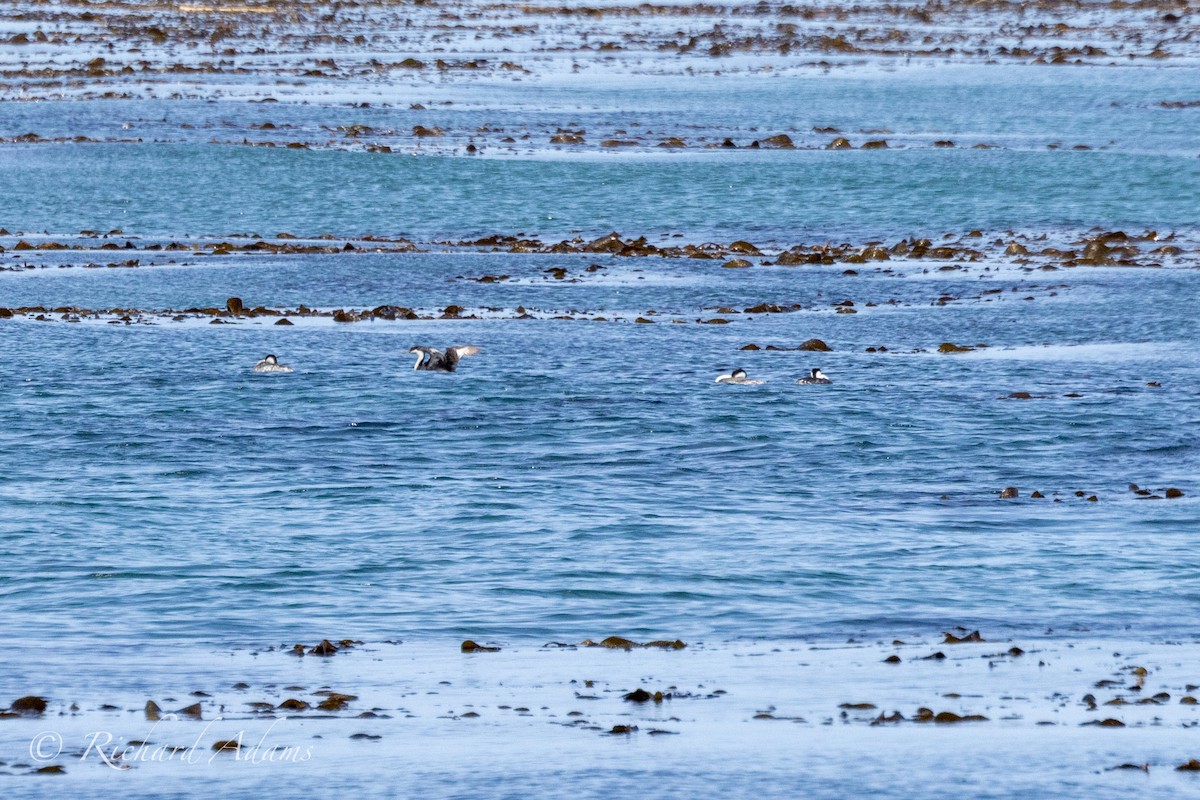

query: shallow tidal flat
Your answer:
[3,635,1200,796]
[1,0,1199,797]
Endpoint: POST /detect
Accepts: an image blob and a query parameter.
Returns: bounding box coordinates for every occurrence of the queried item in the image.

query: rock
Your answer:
[827,137,852,149]
[412,125,443,138]
[309,639,338,656]
[226,297,244,315]
[1008,391,1033,399]
[861,139,888,149]
[1005,242,1029,255]
[212,740,241,752]
[1165,488,1184,498]
[278,698,310,711]
[582,232,626,254]
[933,140,955,147]
[550,133,584,145]
[634,317,654,324]
[624,689,653,702]
[145,700,161,720]
[599,636,638,649]
[1000,487,1019,499]
[11,696,47,715]
[332,309,355,323]
[1030,491,1044,498]
[600,139,637,147]
[729,240,761,255]
[723,258,751,268]
[35,765,65,774]
[643,640,686,649]
[883,655,901,664]
[761,134,795,149]
[942,630,985,644]
[740,343,761,351]
[938,342,973,353]
[1177,760,1200,771]
[316,693,356,711]
[177,702,203,719]
[798,338,831,352]
[461,640,500,653]
[275,318,293,325]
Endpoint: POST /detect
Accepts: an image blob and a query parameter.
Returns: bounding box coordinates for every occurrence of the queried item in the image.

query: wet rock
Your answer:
[643,640,686,649]
[35,765,65,774]
[316,693,356,712]
[871,711,905,724]
[740,343,761,351]
[351,733,382,740]
[582,231,626,254]
[920,652,946,660]
[211,740,240,752]
[412,125,443,138]
[657,137,687,148]
[798,338,831,352]
[310,639,338,656]
[226,297,244,315]
[10,696,47,715]
[634,317,654,324]
[933,140,955,148]
[1030,491,1044,499]
[1178,760,1200,771]
[826,137,852,149]
[938,342,973,353]
[1165,488,1184,498]
[861,139,888,149]
[838,702,877,710]
[550,133,585,145]
[999,487,1019,499]
[1082,718,1125,727]
[942,630,985,644]
[600,139,637,147]
[624,689,654,703]
[723,258,751,268]
[761,134,795,149]
[1005,242,1029,255]
[461,640,500,653]
[145,700,161,720]
[598,636,637,649]
[177,702,203,719]
[275,318,293,325]
[606,725,637,735]
[1007,391,1033,399]
[278,699,309,711]
[883,655,901,664]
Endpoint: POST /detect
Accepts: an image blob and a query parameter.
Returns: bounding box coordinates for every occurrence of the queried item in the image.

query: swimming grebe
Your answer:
[253,354,294,373]
[797,368,831,385]
[715,368,763,385]
[410,345,481,372]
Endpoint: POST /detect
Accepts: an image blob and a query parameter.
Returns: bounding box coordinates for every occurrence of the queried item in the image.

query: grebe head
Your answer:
[732,368,747,380]
[264,354,278,364]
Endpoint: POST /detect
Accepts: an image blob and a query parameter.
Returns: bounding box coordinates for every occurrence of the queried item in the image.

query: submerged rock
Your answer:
[11,696,47,715]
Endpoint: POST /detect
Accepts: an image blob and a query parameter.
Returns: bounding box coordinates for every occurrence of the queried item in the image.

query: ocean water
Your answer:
[1,6,1199,796]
